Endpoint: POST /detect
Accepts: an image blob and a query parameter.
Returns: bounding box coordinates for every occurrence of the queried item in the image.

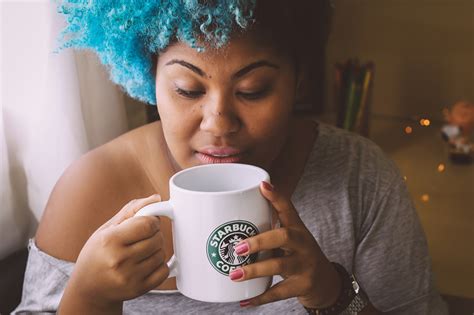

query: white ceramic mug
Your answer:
[135,163,273,303]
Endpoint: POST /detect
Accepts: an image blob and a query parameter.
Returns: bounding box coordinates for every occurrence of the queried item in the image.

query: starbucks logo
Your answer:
[206,220,259,276]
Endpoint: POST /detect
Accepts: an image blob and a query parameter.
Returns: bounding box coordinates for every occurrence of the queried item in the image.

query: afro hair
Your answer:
[56,0,257,105]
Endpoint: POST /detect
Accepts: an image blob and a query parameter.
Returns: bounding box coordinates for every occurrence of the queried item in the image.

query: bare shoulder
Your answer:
[36,122,163,262]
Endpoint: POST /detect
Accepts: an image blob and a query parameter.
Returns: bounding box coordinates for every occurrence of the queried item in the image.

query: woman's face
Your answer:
[155,34,298,171]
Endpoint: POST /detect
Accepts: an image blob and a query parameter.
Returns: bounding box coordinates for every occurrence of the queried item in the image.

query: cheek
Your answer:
[241,104,292,161]
[246,93,294,138]
[155,87,200,154]
[156,84,196,128]
[157,108,199,168]
[246,112,288,140]
[159,106,198,144]
[244,82,294,158]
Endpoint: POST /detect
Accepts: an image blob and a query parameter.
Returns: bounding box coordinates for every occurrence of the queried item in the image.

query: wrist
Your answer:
[299,261,342,309]
[302,262,371,315]
[60,274,123,315]
[303,262,355,315]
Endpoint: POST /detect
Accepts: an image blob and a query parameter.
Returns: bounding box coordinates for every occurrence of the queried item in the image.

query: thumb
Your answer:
[101,194,162,229]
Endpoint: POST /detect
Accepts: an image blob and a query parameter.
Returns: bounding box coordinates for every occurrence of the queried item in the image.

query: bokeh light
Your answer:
[437,164,445,172]
[419,118,431,127]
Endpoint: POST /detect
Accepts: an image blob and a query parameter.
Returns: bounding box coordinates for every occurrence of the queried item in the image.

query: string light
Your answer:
[437,163,445,172]
[395,115,450,208]
[371,114,454,209]
[419,118,431,127]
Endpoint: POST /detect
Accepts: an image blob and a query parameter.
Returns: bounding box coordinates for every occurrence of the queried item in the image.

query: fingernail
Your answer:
[240,299,252,307]
[262,181,274,191]
[229,268,244,281]
[234,242,249,255]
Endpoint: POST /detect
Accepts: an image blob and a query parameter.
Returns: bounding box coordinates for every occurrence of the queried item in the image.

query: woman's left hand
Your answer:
[229,181,341,308]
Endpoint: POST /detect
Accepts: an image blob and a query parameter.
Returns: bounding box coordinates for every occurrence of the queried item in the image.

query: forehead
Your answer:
[156,32,290,73]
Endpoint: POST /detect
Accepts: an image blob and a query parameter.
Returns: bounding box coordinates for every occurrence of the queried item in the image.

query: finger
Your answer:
[229,256,298,281]
[260,182,302,227]
[242,278,298,307]
[235,227,299,256]
[128,231,164,262]
[143,262,171,292]
[137,249,166,279]
[108,194,162,227]
[113,215,161,245]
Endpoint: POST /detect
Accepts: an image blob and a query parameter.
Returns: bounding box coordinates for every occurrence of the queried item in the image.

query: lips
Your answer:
[196,146,244,164]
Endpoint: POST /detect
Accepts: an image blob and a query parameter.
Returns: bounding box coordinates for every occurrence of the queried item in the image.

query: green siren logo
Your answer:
[206,220,259,276]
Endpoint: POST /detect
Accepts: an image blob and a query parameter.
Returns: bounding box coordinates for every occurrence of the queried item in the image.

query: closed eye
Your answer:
[175,88,205,99]
[174,87,270,100]
[237,88,271,100]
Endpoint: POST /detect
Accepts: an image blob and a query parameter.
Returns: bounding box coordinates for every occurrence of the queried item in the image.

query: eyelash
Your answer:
[175,88,204,98]
[238,89,270,100]
[174,88,270,100]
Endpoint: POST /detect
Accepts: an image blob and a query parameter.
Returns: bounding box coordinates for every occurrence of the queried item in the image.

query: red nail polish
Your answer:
[229,268,244,281]
[234,242,249,255]
[262,181,274,191]
[240,299,251,307]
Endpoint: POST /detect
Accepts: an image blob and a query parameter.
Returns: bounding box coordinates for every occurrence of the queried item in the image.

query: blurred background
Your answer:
[322,2,474,314]
[1,0,473,313]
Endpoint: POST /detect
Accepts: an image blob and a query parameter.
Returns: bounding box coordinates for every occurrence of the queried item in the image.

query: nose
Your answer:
[200,98,241,137]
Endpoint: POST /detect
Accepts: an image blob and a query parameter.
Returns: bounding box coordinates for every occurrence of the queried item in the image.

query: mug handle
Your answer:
[135,201,178,278]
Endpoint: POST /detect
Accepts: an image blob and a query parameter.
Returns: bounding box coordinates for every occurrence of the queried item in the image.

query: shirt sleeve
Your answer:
[353,159,448,314]
[12,239,74,314]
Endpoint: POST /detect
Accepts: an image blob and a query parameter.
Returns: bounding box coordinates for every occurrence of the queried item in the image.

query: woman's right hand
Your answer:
[59,194,169,313]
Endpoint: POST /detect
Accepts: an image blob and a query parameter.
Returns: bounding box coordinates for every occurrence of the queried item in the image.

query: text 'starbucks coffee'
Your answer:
[135,163,272,303]
[207,220,258,275]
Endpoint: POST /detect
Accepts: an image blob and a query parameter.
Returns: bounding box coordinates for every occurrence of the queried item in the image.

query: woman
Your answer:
[15,1,447,314]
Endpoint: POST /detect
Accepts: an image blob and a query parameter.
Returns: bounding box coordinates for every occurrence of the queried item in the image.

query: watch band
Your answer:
[303,262,354,315]
[341,294,367,315]
[304,262,368,315]
[342,274,369,314]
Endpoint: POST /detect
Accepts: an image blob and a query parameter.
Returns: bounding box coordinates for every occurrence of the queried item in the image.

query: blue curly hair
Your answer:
[56,0,332,105]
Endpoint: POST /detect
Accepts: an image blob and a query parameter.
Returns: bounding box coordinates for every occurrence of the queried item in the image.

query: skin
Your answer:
[36,33,380,314]
[155,36,295,173]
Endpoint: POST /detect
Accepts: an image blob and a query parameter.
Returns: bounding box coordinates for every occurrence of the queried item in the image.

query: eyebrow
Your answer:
[165,59,279,79]
[165,59,206,77]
